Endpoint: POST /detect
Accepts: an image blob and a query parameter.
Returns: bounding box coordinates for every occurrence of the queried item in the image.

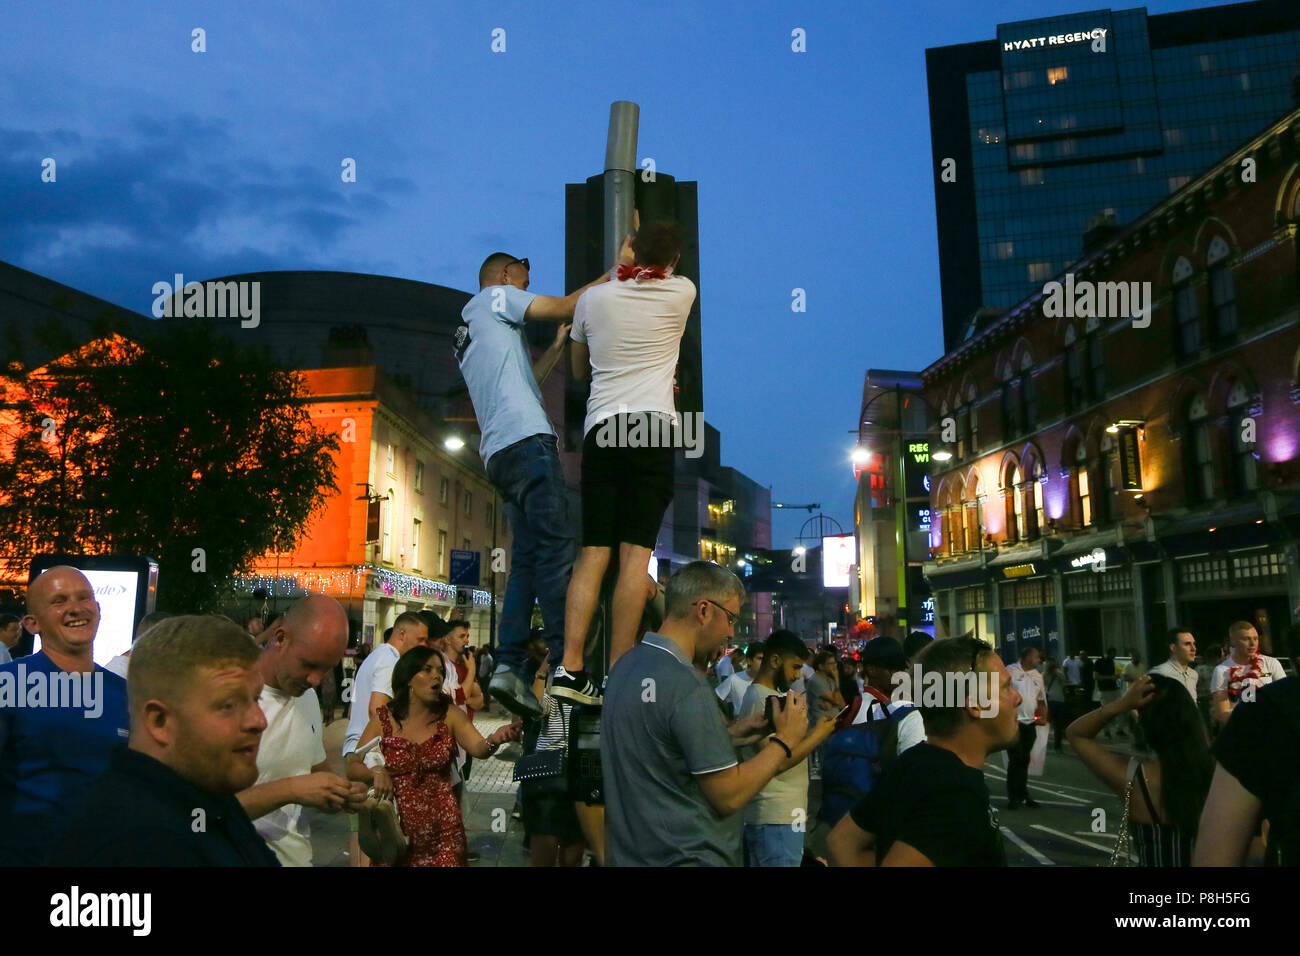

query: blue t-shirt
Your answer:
[453,284,549,465]
[0,651,130,864]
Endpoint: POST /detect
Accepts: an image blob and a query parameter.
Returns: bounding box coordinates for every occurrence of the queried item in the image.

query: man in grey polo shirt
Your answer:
[601,561,810,866]
[1148,627,1199,702]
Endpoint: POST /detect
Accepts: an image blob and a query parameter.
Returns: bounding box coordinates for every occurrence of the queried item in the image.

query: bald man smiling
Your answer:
[0,565,129,865]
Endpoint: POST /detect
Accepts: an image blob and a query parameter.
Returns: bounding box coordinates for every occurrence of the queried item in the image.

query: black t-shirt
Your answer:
[1094,657,1118,691]
[849,741,1006,867]
[1213,677,1300,865]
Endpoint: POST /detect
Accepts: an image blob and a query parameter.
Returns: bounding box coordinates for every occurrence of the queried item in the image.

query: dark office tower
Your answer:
[927,1,1300,350]
[562,173,702,452]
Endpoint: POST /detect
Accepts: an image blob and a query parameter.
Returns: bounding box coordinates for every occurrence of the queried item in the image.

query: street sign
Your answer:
[449,549,480,586]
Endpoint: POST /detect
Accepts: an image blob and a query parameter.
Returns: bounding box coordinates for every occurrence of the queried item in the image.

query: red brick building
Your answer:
[922,106,1300,662]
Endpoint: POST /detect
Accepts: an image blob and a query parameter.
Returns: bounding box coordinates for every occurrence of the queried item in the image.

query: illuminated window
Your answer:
[1076,445,1092,527]
[1012,467,1026,542]
[1033,474,1045,537]
[382,489,394,563]
[439,477,449,505]
[412,519,421,569]
[1047,66,1068,85]
[437,530,447,575]
[1027,262,1053,283]
[993,241,1014,260]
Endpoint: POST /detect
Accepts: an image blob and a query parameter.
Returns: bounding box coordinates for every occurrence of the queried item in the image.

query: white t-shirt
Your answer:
[571,273,695,437]
[104,653,130,678]
[343,643,400,755]
[850,698,927,754]
[1210,654,1287,708]
[1063,657,1082,685]
[790,663,815,697]
[1007,663,1047,724]
[253,684,327,867]
[714,671,753,715]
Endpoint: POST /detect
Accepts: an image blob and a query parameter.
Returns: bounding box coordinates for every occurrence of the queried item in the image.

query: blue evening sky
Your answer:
[0,0,1239,546]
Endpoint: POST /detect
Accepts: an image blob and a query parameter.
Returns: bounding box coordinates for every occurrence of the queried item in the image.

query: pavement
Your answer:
[309,705,531,867]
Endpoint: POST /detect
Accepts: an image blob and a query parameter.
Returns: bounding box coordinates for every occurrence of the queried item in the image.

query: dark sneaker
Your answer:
[489,666,542,718]
[1024,798,1041,809]
[549,665,602,705]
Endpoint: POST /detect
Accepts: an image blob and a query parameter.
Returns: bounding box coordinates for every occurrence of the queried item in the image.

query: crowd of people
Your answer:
[3,218,1298,869]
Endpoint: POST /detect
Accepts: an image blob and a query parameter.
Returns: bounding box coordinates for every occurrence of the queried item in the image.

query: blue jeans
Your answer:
[744,824,804,867]
[486,434,573,673]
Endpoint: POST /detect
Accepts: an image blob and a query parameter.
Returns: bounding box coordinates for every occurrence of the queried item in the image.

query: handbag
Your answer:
[1108,758,1139,867]
[513,703,569,782]
[354,737,408,865]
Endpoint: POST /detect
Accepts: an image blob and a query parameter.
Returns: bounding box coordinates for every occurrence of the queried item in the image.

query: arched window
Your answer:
[1227,383,1258,497]
[1186,396,1215,504]
[1173,257,1200,357]
[1011,466,1027,542]
[1072,443,1091,528]
[1207,238,1238,341]
[1031,463,1046,538]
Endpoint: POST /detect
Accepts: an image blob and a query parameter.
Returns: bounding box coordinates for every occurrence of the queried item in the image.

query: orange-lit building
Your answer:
[233,365,509,647]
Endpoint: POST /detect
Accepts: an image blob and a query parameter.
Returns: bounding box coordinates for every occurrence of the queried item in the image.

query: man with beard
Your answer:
[237,595,367,866]
[49,616,279,866]
[827,636,1021,866]
[738,630,837,866]
[0,566,129,865]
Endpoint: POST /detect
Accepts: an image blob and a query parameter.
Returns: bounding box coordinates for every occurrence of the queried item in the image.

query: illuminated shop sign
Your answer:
[1002,563,1038,578]
[1003,27,1106,52]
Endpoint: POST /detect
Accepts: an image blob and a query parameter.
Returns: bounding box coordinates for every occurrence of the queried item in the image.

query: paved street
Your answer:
[308,703,1136,867]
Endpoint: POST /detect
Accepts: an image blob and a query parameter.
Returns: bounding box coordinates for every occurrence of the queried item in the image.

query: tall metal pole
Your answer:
[895,385,910,636]
[603,101,640,270]
[595,101,640,677]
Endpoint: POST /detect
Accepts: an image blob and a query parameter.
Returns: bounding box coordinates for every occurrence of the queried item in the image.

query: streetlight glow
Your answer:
[444,436,465,451]
[850,447,871,465]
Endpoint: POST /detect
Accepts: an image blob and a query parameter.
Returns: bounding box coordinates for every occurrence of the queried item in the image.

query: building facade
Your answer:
[922,105,1300,664]
[235,366,508,648]
[928,0,1300,350]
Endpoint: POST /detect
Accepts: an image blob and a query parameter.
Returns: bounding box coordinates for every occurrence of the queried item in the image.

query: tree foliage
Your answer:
[0,318,339,612]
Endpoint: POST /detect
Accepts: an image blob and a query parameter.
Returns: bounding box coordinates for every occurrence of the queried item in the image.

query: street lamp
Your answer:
[443,436,465,451]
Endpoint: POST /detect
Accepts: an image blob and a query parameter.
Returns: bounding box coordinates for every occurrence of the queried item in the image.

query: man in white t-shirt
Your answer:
[1005,647,1046,810]
[236,595,366,866]
[716,642,764,717]
[849,637,926,754]
[552,220,696,705]
[1211,621,1287,726]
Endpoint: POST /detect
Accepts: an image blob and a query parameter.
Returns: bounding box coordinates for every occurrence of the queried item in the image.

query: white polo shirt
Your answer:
[1149,658,1198,701]
[253,684,327,867]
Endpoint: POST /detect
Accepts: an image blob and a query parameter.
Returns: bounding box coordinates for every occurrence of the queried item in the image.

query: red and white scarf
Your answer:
[616,263,671,282]
[1226,655,1265,700]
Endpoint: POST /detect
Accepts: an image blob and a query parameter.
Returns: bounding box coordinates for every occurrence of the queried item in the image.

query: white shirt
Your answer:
[850,698,927,754]
[1007,663,1046,724]
[1210,654,1287,708]
[253,684,326,867]
[104,654,130,678]
[1149,658,1198,701]
[571,273,695,436]
[440,651,466,778]
[715,655,735,680]
[714,671,753,715]
[343,643,400,755]
[1063,657,1082,685]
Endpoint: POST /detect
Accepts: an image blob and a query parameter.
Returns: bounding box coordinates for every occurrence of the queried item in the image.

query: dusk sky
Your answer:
[0,0,1241,547]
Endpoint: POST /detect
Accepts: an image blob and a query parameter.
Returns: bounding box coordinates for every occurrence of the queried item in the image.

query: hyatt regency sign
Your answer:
[1003,28,1106,52]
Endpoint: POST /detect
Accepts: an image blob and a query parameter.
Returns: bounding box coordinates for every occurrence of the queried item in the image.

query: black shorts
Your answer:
[581,415,675,549]
[520,784,585,846]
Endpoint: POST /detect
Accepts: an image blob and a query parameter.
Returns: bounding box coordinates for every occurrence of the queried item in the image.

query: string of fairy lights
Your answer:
[230,565,493,606]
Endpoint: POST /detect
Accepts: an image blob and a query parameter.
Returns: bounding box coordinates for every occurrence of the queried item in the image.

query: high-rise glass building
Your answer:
[927,1,1300,350]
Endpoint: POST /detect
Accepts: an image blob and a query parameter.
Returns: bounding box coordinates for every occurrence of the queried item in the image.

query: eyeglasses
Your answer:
[700,599,739,626]
[509,257,530,272]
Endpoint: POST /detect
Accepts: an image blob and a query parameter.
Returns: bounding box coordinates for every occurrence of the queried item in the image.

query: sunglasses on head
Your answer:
[508,257,530,272]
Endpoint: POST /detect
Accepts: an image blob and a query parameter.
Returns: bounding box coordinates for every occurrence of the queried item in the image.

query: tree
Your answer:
[0,317,339,612]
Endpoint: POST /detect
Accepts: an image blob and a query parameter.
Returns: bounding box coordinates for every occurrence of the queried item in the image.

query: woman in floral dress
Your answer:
[348,645,520,866]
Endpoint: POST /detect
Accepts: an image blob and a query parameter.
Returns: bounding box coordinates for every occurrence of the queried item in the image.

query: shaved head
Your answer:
[259,594,349,696]
[479,252,515,287]
[23,565,100,664]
